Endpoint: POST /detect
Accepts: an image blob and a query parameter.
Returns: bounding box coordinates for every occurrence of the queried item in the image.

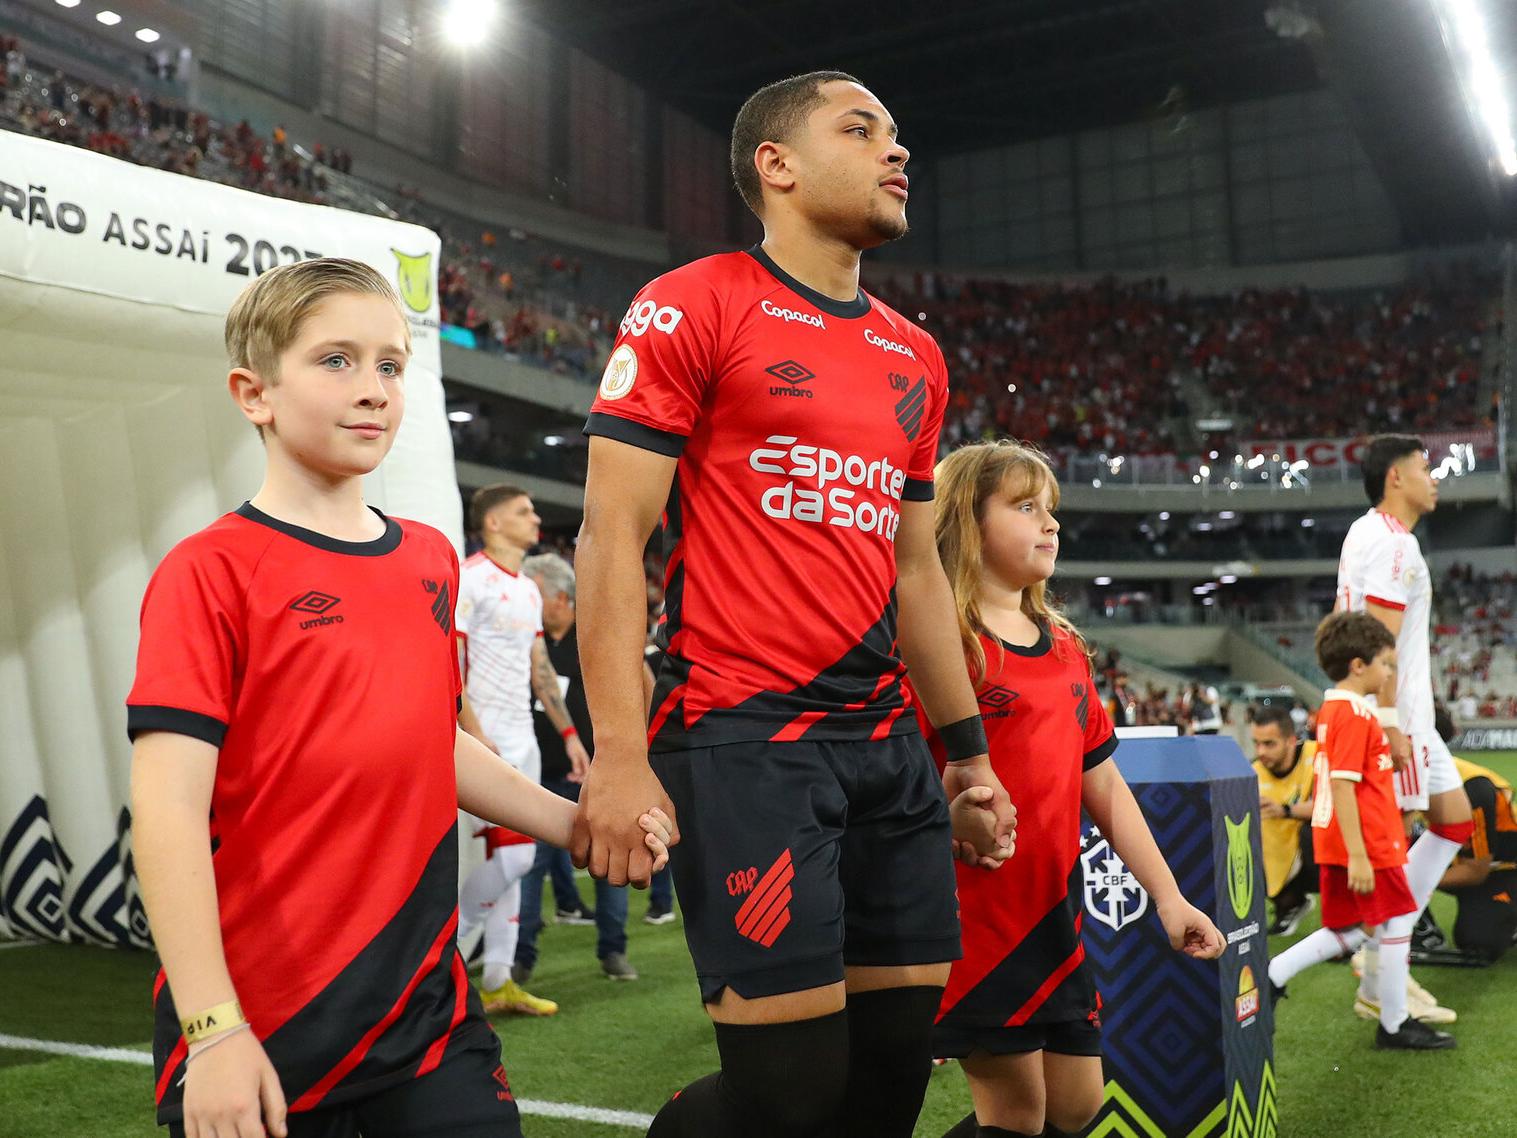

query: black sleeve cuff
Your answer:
[902,477,934,502]
[127,705,227,747]
[1083,734,1118,771]
[584,412,688,458]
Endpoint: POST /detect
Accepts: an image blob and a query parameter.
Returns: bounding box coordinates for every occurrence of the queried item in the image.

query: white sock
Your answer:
[1376,914,1416,1032]
[1403,831,1461,913]
[1360,942,1380,1002]
[1268,925,1367,988]
[479,844,534,990]
[458,858,505,947]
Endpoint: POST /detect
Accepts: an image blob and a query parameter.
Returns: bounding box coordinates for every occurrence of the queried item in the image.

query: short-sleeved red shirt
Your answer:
[1311,689,1406,869]
[126,504,486,1123]
[915,625,1117,1028]
[585,247,949,750]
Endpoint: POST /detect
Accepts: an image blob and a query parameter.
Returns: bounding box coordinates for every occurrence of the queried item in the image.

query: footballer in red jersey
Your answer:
[574,73,1014,1138]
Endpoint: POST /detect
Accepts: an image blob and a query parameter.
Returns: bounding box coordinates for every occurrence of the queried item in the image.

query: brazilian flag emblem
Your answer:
[1226,814,1254,921]
[391,249,434,313]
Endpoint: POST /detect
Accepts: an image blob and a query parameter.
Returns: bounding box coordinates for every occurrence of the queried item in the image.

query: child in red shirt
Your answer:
[1266,611,1455,1050]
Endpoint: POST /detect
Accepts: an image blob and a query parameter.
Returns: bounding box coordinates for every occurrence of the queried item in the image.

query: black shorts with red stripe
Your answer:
[651,734,961,1003]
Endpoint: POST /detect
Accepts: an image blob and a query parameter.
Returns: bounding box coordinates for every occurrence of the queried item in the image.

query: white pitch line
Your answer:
[0,1034,654,1129]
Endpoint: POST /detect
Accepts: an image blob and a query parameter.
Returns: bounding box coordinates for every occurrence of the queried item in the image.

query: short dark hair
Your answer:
[1252,704,1296,736]
[1315,611,1396,682]
[730,70,860,216]
[1361,435,1424,505]
[469,484,529,534]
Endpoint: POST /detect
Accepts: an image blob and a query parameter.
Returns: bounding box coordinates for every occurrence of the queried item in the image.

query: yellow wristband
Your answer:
[180,1000,245,1045]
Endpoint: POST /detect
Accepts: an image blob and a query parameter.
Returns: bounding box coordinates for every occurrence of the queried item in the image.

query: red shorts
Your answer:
[1319,864,1416,930]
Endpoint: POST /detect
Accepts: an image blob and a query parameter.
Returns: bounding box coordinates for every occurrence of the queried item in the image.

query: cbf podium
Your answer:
[1078,735,1275,1138]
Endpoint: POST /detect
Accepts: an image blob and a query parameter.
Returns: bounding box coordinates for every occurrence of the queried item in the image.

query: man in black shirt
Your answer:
[515,553,640,981]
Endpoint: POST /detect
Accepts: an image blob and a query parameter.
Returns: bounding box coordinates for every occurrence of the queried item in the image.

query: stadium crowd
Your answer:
[4,36,1501,465]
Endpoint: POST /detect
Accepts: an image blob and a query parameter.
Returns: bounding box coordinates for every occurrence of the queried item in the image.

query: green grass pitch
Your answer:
[3,753,1515,1136]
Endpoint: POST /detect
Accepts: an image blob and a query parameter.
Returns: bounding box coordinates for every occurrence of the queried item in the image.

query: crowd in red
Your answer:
[877,269,1495,460]
[3,36,1500,452]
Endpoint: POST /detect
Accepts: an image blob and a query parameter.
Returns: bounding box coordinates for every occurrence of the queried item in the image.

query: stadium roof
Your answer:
[520,0,1515,240]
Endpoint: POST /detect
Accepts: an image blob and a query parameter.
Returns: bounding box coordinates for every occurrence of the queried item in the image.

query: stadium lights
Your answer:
[441,0,498,47]
[96,9,122,24]
[447,410,473,423]
[543,435,564,446]
[1220,574,1238,584]
[1436,0,1517,176]
[1219,511,1236,520]
[135,27,160,42]
[1159,511,1170,521]
[1006,383,1017,393]
[1301,518,1315,527]
[1094,576,1113,586]
[54,0,80,7]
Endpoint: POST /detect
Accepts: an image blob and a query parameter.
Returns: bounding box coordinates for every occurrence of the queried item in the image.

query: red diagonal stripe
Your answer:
[737,864,796,940]
[291,913,459,1110]
[771,710,826,743]
[748,886,793,946]
[734,849,794,930]
[1006,941,1086,1026]
[416,950,470,1078]
[871,706,908,740]
[757,907,791,948]
[154,1038,188,1105]
[647,683,686,743]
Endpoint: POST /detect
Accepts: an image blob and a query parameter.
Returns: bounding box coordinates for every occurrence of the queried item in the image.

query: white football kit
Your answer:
[1336,507,1459,810]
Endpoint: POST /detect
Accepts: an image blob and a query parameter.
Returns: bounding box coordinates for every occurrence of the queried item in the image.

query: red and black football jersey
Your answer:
[126,504,490,1123]
[585,247,949,751]
[918,624,1117,1030]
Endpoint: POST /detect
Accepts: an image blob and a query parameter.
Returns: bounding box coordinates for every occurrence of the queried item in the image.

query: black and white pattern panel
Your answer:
[0,795,147,947]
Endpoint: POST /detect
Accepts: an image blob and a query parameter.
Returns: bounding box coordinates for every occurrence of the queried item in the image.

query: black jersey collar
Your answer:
[746,245,871,320]
[236,501,402,556]
[993,621,1054,658]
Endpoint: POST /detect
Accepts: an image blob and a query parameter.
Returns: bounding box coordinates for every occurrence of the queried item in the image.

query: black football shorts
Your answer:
[651,733,961,1003]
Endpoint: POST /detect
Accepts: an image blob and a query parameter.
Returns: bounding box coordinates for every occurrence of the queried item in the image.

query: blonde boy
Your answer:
[127,259,669,1137]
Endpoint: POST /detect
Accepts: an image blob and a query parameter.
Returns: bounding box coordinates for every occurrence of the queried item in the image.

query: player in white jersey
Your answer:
[1336,436,1473,1023]
[456,485,590,1016]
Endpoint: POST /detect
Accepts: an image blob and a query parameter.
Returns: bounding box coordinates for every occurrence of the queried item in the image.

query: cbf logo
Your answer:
[1226,814,1255,921]
[391,249,433,313]
[1081,830,1149,932]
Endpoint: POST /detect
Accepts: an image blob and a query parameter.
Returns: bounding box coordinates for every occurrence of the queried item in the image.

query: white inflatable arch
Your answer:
[0,131,460,946]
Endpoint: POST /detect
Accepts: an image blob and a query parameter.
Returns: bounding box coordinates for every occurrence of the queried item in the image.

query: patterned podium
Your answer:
[1078,736,1276,1138]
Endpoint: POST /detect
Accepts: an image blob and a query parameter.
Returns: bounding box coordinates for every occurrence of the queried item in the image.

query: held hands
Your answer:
[1385,727,1412,773]
[571,746,679,889]
[948,786,1016,869]
[1156,897,1226,960]
[181,1027,287,1138]
[639,807,675,874]
[941,755,1016,869]
[1347,852,1375,894]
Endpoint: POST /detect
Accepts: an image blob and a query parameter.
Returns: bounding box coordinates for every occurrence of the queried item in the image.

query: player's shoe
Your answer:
[556,905,596,926]
[480,979,558,1016]
[510,962,532,985]
[1412,911,1448,952]
[644,902,677,925]
[601,952,639,981]
[1375,1018,1456,1050]
[1267,895,1313,937]
[1352,981,1457,1025]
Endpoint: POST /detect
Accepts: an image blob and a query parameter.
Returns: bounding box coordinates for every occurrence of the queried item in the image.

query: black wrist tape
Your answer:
[939,714,988,762]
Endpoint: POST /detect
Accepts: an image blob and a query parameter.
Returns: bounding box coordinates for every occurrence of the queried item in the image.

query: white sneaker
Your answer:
[1352,981,1456,1024]
[1407,975,1457,1024]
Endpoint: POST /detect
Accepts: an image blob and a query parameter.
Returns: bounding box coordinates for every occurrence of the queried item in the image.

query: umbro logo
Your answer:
[766,360,815,400]
[733,848,793,948]
[290,591,344,630]
[894,375,927,441]
[423,579,452,635]
[981,683,1020,720]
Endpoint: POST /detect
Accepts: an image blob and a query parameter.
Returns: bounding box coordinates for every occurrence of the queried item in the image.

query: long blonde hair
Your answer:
[934,440,1087,688]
